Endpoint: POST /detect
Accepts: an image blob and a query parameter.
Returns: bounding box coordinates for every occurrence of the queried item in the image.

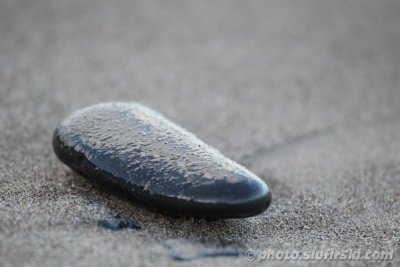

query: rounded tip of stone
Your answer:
[200,181,272,218]
[152,176,272,219]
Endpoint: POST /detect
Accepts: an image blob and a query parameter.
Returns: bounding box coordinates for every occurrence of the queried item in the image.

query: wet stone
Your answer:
[52,102,272,218]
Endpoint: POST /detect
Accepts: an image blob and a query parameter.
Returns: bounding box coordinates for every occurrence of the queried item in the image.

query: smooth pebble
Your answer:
[52,102,271,218]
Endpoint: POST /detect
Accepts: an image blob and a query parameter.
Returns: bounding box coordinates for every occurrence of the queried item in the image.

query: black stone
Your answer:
[53,102,271,218]
[97,214,141,231]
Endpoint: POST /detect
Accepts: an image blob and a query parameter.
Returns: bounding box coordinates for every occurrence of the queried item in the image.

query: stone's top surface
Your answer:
[56,102,269,205]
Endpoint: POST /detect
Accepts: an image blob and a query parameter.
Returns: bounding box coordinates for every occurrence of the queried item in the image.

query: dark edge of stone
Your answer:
[53,128,272,219]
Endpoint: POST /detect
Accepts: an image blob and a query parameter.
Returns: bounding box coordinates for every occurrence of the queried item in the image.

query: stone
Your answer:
[52,102,272,218]
[97,214,141,231]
